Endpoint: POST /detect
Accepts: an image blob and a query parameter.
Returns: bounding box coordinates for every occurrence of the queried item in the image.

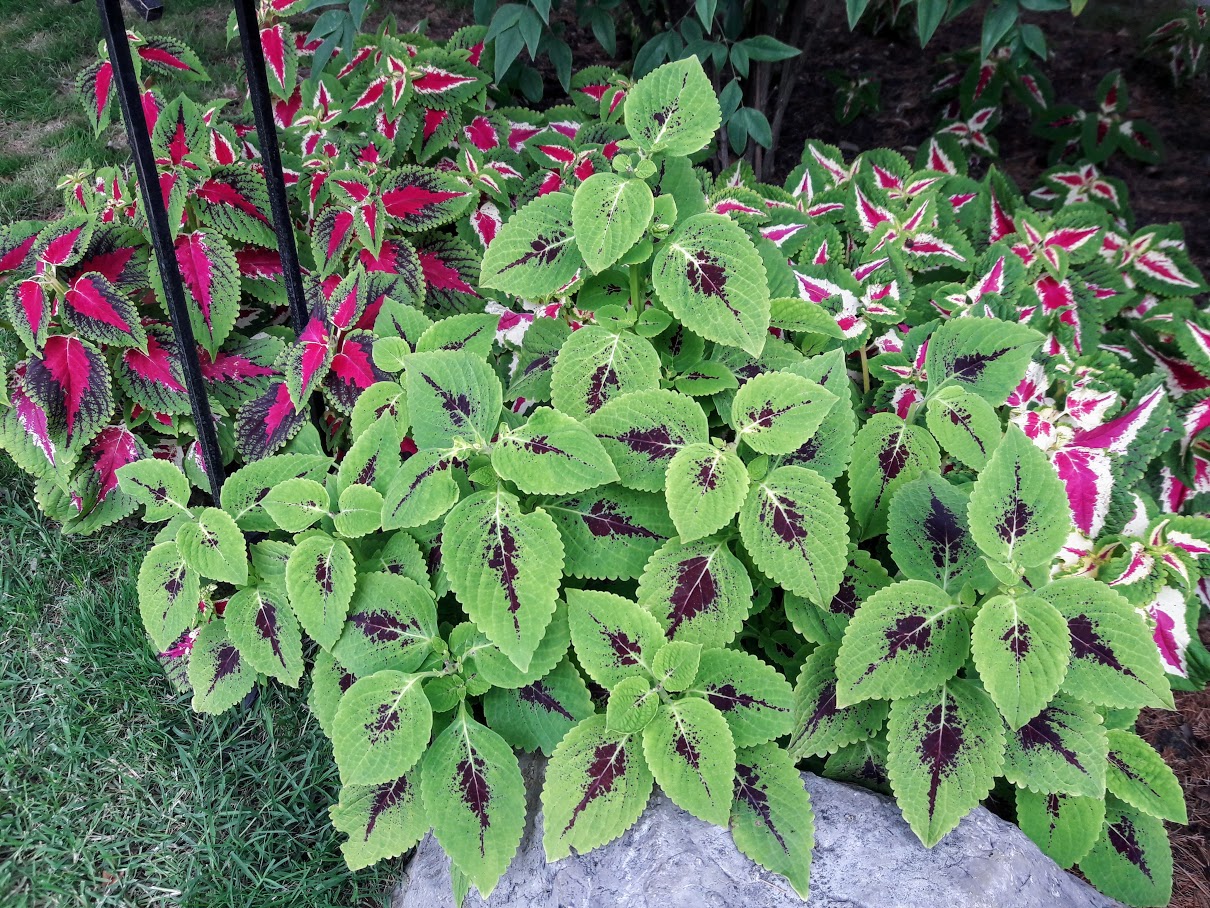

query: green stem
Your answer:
[629,264,641,310]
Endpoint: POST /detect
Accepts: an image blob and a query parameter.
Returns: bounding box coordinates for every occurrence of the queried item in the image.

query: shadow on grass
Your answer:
[0,460,398,907]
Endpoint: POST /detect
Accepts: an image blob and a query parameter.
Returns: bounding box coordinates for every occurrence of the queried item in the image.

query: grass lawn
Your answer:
[0,2,398,905]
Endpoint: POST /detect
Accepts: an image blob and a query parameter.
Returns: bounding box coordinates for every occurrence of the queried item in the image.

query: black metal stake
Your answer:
[95,0,226,496]
[232,0,310,336]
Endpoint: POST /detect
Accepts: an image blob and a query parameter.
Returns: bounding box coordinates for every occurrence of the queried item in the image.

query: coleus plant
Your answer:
[1145,5,1209,87]
[113,54,1207,908]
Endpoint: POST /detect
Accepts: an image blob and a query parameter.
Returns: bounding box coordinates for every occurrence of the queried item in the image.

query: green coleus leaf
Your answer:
[550,326,662,420]
[330,769,428,871]
[773,352,858,482]
[739,465,849,606]
[261,477,330,532]
[285,534,357,651]
[606,675,661,733]
[572,173,655,273]
[924,317,1044,406]
[415,313,498,358]
[887,472,989,594]
[790,641,888,759]
[687,647,794,747]
[336,419,402,497]
[443,489,564,671]
[587,388,709,491]
[404,350,502,448]
[176,507,247,585]
[421,709,526,898]
[637,536,754,648]
[492,407,619,495]
[925,386,1002,471]
[971,593,1071,729]
[381,451,461,531]
[624,56,721,156]
[731,371,837,455]
[117,458,191,522]
[968,425,1071,569]
[349,380,409,440]
[824,735,892,796]
[651,640,702,692]
[460,603,572,691]
[218,453,332,532]
[784,548,892,645]
[849,413,941,539]
[1104,729,1187,823]
[664,443,749,542]
[137,541,199,651]
[1079,796,1173,908]
[309,650,357,741]
[187,619,257,715]
[333,670,432,786]
[886,679,1006,847]
[652,213,770,356]
[483,657,595,755]
[480,191,582,298]
[541,714,654,861]
[1002,694,1108,799]
[1015,788,1105,869]
[1037,577,1174,710]
[545,486,673,581]
[730,743,815,900]
[567,589,665,687]
[334,484,384,538]
[224,585,304,687]
[642,696,736,825]
[331,573,438,677]
[836,579,969,707]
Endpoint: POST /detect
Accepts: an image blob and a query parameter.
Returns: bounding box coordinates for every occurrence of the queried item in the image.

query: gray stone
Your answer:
[395,758,1121,908]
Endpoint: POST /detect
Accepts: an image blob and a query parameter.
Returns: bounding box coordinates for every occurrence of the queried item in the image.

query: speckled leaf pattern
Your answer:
[731,372,837,455]
[421,710,526,898]
[176,507,247,585]
[836,579,969,707]
[730,743,815,899]
[1037,578,1173,710]
[333,670,432,785]
[886,679,1006,847]
[225,585,304,687]
[545,486,673,581]
[331,573,438,677]
[687,647,794,747]
[1015,788,1105,869]
[588,389,709,492]
[285,534,357,651]
[887,473,988,594]
[642,696,736,825]
[404,350,502,448]
[925,386,1002,471]
[381,451,460,530]
[624,56,720,156]
[1002,694,1108,798]
[330,768,428,871]
[1105,729,1187,823]
[784,549,892,645]
[187,619,256,715]
[1079,796,1173,908]
[849,413,940,539]
[552,328,662,421]
[572,173,654,273]
[739,465,848,606]
[542,714,654,861]
[492,407,619,495]
[652,213,770,357]
[664,444,749,542]
[971,593,1071,729]
[637,537,753,648]
[790,641,889,759]
[137,541,199,651]
[483,657,594,755]
[968,426,1071,569]
[442,489,563,671]
[480,192,581,298]
[567,589,665,688]
[924,317,1043,406]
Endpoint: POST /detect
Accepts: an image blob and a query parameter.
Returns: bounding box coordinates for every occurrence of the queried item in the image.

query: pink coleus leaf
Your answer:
[1141,586,1192,677]
[380,167,470,232]
[235,380,308,461]
[119,326,191,415]
[63,272,146,349]
[173,232,240,355]
[2,362,60,470]
[324,330,389,412]
[24,335,113,446]
[89,425,144,501]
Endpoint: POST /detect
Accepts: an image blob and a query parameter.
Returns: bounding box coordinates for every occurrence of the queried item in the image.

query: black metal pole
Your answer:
[95,0,225,496]
[232,0,310,335]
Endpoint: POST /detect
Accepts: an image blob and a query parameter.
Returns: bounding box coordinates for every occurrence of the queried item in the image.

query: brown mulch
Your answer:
[384,2,1210,903]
